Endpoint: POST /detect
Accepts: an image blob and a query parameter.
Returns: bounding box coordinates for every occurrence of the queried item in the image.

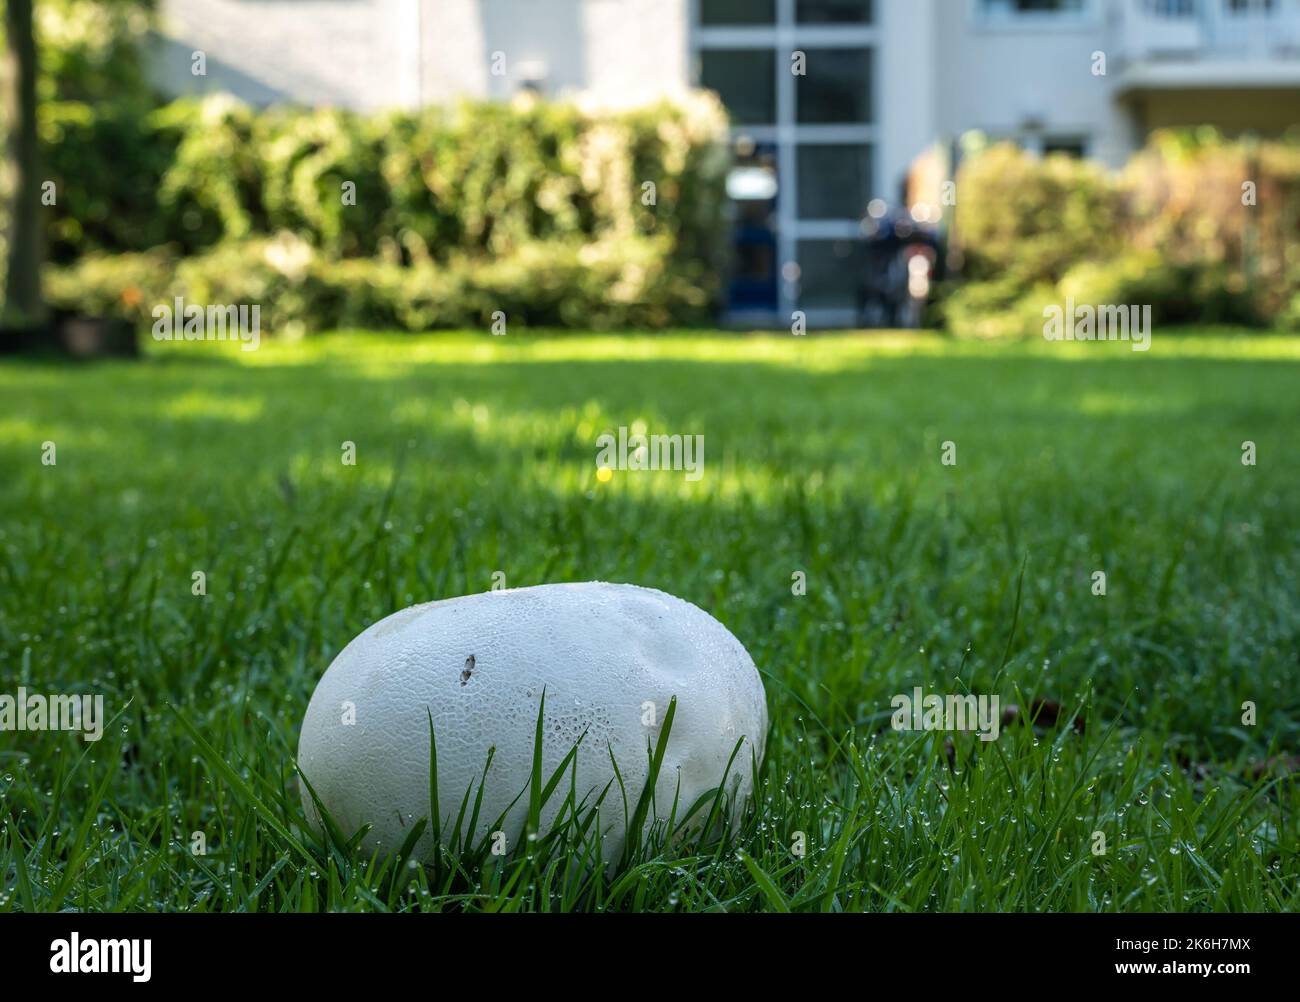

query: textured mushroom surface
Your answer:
[297,582,768,861]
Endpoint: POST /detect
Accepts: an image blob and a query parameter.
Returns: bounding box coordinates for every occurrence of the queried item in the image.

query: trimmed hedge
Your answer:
[953,143,1121,289]
[945,131,1300,336]
[46,232,720,334]
[37,91,730,329]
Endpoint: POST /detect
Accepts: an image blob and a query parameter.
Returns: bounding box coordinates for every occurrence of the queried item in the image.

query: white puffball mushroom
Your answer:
[296,582,767,862]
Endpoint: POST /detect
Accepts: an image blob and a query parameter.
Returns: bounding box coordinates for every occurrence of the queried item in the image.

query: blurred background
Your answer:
[2,0,1300,348]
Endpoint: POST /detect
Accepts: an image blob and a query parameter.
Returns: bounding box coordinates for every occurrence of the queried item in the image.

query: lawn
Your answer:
[1,330,1298,912]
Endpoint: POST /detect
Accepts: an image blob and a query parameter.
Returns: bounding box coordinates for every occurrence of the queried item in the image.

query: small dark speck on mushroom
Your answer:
[461,654,475,685]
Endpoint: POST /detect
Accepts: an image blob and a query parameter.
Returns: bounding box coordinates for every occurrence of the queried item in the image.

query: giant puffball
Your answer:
[296,582,768,861]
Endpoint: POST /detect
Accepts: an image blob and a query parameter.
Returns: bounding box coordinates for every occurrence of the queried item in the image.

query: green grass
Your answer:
[1,329,1298,912]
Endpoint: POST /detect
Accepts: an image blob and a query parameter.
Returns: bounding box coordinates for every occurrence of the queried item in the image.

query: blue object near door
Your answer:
[725,141,780,313]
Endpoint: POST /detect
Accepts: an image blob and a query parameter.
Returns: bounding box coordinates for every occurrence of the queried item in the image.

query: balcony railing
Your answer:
[1118,0,1300,62]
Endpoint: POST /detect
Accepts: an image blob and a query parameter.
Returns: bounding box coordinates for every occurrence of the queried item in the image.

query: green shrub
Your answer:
[939,275,1047,340]
[41,100,177,262]
[43,247,173,326]
[46,231,719,334]
[947,131,1300,335]
[954,143,1121,287]
[36,91,730,328]
[945,252,1264,340]
[259,107,389,258]
[1059,251,1261,327]
[1282,291,1300,331]
[38,0,158,105]
[155,96,265,248]
[1122,129,1300,320]
[43,91,728,262]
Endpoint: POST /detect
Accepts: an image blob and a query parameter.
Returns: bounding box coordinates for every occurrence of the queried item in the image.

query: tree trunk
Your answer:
[3,0,46,334]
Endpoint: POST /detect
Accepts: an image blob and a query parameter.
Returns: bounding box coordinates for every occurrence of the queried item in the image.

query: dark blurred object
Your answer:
[0,310,138,358]
[724,139,780,313]
[1000,697,1086,735]
[856,207,940,328]
[55,312,139,357]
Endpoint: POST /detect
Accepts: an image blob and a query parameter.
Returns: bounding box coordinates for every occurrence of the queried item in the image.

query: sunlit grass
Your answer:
[0,328,1297,912]
[149,326,1300,372]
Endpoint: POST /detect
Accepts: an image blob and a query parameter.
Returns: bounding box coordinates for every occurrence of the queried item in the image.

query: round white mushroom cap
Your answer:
[296,582,768,862]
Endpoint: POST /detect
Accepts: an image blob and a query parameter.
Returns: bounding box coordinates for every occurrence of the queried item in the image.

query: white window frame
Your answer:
[690,0,879,321]
[1038,133,1092,157]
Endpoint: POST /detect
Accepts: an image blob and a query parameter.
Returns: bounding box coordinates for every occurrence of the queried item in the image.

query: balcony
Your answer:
[1115,0,1300,92]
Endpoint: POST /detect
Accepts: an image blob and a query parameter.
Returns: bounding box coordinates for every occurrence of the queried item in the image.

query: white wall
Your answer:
[932,0,1135,166]
[421,0,690,106]
[579,0,691,106]
[154,0,691,111]
[152,0,423,111]
[878,0,940,198]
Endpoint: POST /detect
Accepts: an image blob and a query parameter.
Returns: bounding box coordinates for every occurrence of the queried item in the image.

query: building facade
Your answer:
[152,0,1300,323]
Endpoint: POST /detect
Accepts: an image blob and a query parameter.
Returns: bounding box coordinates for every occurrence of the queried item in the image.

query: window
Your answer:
[1042,136,1088,158]
[1148,0,1195,14]
[700,50,777,125]
[981,0,1085,14]
[797,145,873,219]
[796,0,873,23]
[695,5,876,319]
[700,0,776,25]
[797,49,872,124]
